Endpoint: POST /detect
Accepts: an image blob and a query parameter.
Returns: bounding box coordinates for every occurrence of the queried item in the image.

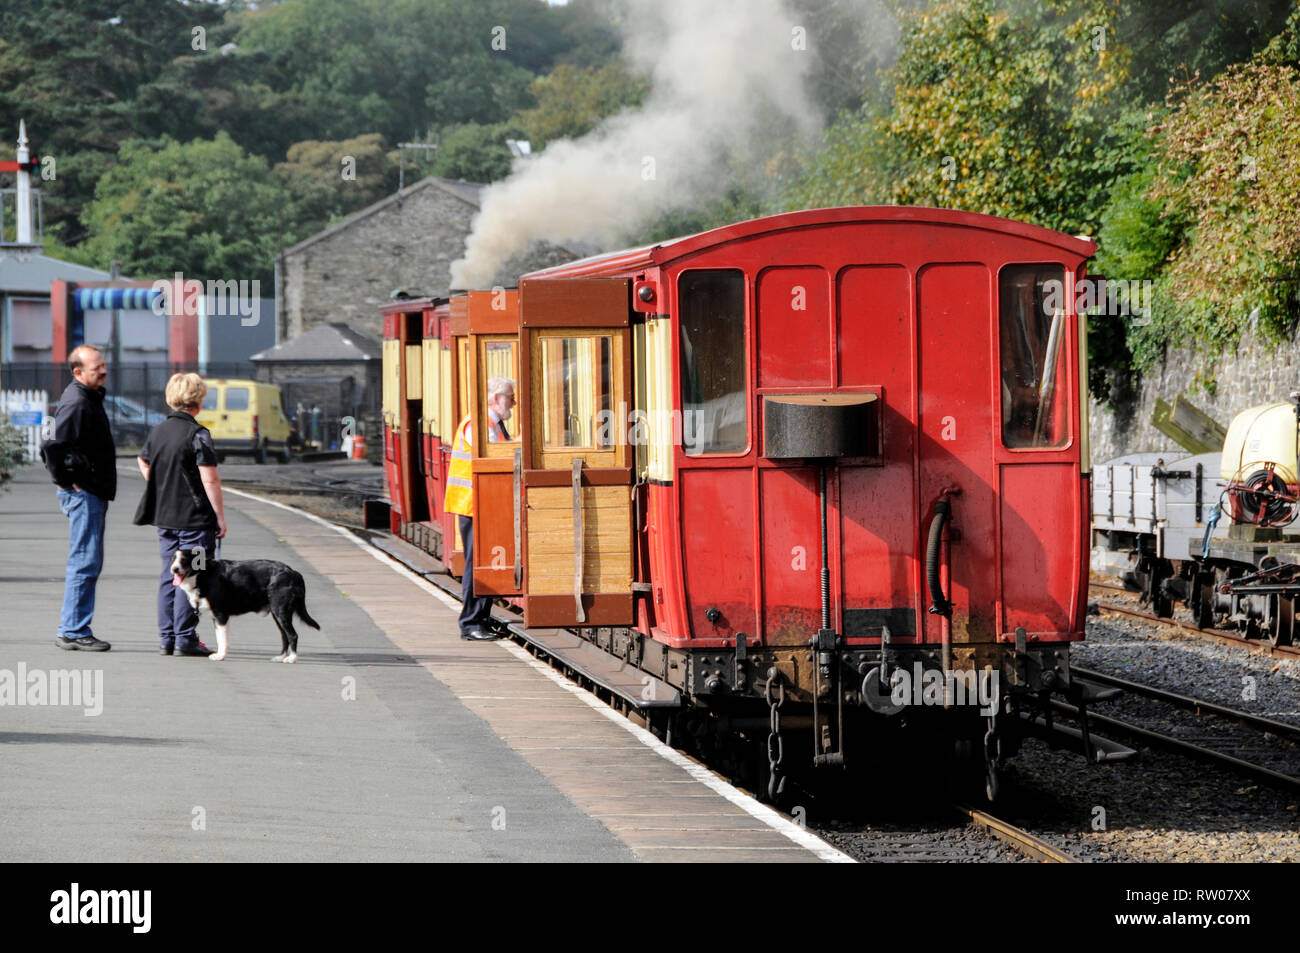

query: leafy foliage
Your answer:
[81,133,292,283]
[274,133,398,237]
[1091,123,1185,283]
[0,415,28,490]
[515,63,647,150]
[0,0,228,243]
[429,122,525,183]
[787,0,1300,395]
[0,0,618,249]
[790,0,1135,236]
[1125,60,1300,367]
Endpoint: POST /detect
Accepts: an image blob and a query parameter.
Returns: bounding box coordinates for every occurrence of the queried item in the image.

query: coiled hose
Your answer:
[927,497,952,617]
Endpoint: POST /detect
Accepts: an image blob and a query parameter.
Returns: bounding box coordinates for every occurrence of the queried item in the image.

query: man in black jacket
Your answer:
[42,345,116,651]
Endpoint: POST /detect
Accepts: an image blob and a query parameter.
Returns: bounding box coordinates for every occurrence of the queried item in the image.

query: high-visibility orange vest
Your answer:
[444,415,474,517]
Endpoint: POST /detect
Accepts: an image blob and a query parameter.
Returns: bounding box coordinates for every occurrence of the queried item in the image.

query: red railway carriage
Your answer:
[382,206,1104,798]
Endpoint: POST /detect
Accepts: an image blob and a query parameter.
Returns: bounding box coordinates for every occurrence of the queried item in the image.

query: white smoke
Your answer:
[451,0,830,289]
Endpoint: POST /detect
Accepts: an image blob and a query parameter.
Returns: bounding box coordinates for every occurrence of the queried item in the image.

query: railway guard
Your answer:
[445,377,516,639]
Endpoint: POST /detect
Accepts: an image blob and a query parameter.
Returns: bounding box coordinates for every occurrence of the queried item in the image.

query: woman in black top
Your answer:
[134,373,227,656]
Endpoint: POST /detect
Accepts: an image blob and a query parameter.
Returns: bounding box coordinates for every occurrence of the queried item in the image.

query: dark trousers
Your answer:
[457,515,493,634]
[157,527,217,648]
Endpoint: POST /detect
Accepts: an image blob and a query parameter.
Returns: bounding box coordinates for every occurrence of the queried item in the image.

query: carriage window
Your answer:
[484,341,515,381]
[541,335,613,450]
[224,388,249,412]
[999,264,1069,449]
[201,391,217,411]
[481,339,520,449]
[679,269,747,455]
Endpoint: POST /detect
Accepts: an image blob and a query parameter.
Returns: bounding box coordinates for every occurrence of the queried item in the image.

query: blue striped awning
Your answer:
[73,287,160,312]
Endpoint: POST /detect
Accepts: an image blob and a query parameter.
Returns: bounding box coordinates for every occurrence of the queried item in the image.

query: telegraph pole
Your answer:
[396,142,438,203]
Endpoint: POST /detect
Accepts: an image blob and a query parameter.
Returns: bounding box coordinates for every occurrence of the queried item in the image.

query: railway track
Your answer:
[222,476,381,500]
[819,806,1072,863]
[1089,582,1300,661]
[954,804,1079,863]
[328,515,1076,862]
[1061,666,1300,794]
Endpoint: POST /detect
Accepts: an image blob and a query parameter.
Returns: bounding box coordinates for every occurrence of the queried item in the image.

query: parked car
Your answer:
[102,395,167,446]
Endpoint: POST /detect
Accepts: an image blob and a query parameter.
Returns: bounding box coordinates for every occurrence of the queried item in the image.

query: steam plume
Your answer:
[452,0,832,289]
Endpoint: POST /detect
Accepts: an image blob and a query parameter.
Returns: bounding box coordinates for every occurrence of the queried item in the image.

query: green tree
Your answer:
[790,0,1135,236]
[275,133,397,236]
[429,122,525,183]
[225,0,583,147]
[1109,0,1296,104]
[81,133,291,284]
[0,415,28,490]
[1127,60,1300,366]
[514,62,647,150]
[0,0,227,242]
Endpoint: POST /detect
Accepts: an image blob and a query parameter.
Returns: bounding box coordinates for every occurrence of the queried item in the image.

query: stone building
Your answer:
[276,176,485,340]
[275,175,586,342]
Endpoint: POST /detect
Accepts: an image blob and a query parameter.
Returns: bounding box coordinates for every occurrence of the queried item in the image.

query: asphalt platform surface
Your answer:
[0,463,633,862]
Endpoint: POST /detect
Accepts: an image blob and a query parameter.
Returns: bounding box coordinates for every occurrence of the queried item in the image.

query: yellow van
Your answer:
[197,379,293,464]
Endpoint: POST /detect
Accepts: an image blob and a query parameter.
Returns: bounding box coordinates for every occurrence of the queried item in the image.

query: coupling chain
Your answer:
[765,673,786,802]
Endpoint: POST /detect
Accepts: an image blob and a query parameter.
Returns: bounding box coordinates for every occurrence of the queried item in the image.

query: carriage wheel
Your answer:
[1269,595,1295,647]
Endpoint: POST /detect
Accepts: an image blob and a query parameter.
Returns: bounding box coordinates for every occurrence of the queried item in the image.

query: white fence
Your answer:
[1,389,49,462]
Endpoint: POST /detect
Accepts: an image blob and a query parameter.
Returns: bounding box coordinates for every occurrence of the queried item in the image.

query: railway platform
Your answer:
[0,463,842,863]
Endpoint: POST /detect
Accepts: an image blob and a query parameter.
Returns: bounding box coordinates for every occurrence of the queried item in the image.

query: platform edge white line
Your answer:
[224,486,856,864]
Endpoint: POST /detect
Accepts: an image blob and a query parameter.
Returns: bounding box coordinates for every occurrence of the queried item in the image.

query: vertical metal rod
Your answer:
[1129,467,1135,524]
[1151,470,1158,525]
[819,465,830,630]
[109,260,121,374]
[1196,462,1203,524]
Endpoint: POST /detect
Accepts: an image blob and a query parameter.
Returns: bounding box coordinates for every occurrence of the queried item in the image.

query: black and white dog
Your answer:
[170,549,320,663]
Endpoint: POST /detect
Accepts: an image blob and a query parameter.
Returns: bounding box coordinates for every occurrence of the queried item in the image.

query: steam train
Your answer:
[379,206,1109,800]
[1093,398,1300,646]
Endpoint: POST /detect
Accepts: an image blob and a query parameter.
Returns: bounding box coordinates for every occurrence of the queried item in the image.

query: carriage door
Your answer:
[468,290,523,596]
[916,264,997,643]
[444,296,470,574]
[389,308,428,528]
[421,307,442,530]
[519,278,635,628]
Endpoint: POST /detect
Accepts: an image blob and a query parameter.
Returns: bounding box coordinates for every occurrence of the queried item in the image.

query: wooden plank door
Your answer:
[469,290,524,596]
[518,278,635,627]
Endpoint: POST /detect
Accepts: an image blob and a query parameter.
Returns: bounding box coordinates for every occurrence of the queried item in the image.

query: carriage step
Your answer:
[1072,678,1123,703]
[502,623,682,711]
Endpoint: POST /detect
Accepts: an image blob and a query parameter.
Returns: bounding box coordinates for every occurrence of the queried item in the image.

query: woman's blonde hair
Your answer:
[165,372,207,411]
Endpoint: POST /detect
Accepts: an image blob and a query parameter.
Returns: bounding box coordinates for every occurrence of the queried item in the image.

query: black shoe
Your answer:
[159,644,174,656]
[56,635,111,652]
[460,627,501,641]
[175,641,214,657]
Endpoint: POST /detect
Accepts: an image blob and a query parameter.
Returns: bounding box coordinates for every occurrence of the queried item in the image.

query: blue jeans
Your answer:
[57,489,108,639]
[157,527,217,648]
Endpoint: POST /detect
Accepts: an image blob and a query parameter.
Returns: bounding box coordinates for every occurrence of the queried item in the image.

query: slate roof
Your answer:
[250,322,382,363]
[0,251,112,295]
[278,176,486,259]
